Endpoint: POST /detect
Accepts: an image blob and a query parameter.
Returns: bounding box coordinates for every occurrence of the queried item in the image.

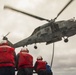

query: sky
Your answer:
[0,0,76,75]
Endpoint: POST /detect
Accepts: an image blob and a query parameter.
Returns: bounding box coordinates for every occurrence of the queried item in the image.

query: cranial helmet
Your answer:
[20,48,29,53]
[37,56,43,60]
[0,40,8,45]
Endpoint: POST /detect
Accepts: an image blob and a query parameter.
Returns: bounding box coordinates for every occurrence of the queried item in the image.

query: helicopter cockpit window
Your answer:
[45,27,52,32]
[40,26,52,35]
[31,27,40,35]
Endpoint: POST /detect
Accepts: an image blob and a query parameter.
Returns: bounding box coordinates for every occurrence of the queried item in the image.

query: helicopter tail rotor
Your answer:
[3,32,10,40]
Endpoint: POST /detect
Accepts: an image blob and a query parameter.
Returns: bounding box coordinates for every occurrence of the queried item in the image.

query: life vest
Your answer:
[18,52,33,69]
[36,60,46,71]
[0,45,15,67]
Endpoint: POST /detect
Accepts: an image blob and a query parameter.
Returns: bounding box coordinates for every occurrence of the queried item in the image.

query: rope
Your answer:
[51,43,55,68]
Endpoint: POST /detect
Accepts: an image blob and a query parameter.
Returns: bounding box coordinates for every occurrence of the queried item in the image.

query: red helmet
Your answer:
[37,56,43,60]
[20,48,29,53]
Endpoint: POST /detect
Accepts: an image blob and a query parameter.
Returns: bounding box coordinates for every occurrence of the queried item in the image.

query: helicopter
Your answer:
[4,0,76,49]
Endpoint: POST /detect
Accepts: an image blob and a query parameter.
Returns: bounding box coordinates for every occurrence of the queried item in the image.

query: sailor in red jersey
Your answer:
[16,48,33,75]
[34,56,47,75]
[0,40,16,75]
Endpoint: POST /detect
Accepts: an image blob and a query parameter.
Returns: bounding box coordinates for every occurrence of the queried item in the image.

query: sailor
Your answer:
[45,62,53,75]
[34,56,47,75]
[16,48,33,75]
[0,40,16,75]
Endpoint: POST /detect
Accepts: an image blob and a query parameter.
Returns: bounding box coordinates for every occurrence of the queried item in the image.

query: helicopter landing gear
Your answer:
[34,44,37,49]
[64,36,68,43]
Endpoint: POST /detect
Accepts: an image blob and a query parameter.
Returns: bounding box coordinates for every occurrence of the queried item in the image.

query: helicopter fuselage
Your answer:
[13,18,76,48]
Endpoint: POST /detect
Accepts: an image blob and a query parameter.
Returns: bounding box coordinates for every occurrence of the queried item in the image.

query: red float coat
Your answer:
[0,45,15,67]
[36,60,46,71]
[18,52,33,69]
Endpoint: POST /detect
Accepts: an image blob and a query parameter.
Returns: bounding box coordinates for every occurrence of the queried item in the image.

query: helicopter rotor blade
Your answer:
[54,0,74,20]
[4,5,50,22]
[4,0,74,22]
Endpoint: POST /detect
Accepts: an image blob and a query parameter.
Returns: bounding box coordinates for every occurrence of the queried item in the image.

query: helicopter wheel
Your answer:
[34,44,37,49]
[64,37,68,43]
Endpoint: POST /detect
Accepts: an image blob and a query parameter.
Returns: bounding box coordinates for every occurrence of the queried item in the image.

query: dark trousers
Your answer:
[17,68,33,75]
[0,67,15,75]
[47,72,53,75]
[37,70,47,75]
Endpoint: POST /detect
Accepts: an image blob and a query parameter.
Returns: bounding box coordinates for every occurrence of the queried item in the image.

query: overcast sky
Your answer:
[0,0,76,75]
